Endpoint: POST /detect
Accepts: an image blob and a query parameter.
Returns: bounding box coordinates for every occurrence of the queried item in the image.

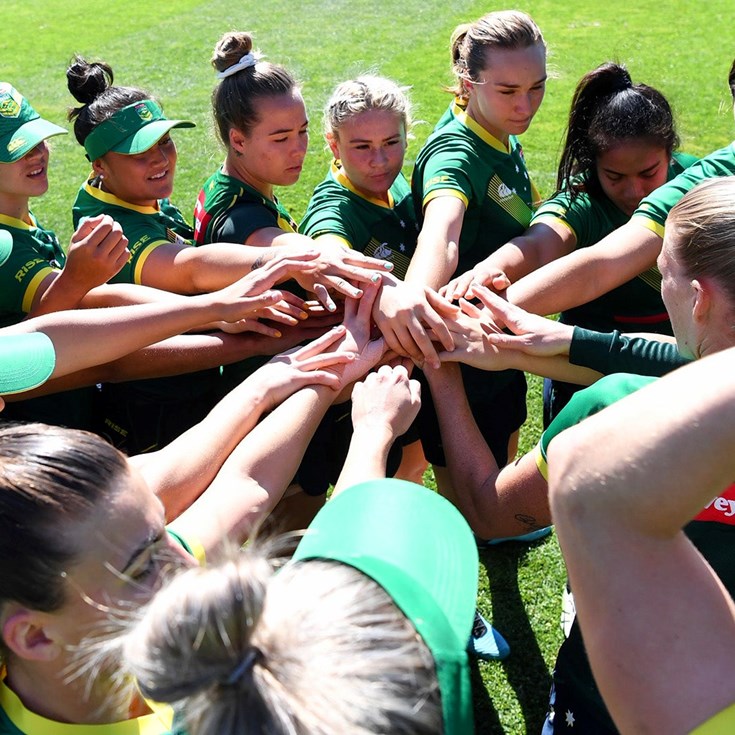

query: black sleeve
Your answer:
[569,327,691,377]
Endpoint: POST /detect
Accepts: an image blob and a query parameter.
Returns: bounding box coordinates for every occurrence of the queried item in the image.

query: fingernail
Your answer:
[273,330,282,338]
[383,262,393,269]
[371,273,381,283]
[299,311,308,320]
[327,303,337,312]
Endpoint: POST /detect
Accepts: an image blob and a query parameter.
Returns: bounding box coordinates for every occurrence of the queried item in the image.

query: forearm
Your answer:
[506,221,661,315]
[405,234,458,289]
[133,377,272,519]
[332,425,394,497]
[28,271,91,317]
[169,384,336,551]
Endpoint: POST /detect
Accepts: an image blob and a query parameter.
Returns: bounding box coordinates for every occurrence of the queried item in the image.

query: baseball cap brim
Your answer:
[111,119,195,156]
[0,332,56,395]
[0,117,67,163]
[293,479,478,735]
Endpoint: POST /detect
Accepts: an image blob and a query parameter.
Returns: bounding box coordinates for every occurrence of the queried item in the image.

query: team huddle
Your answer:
[0,8,733,735]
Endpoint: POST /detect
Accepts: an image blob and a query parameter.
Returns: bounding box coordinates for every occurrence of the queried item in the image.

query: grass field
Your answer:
[5,1,735,732]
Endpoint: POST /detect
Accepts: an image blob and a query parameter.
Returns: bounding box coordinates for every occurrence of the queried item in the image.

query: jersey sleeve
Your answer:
[0,239,59,318]
[633,144,735,236]
[418,141,474,209]
[300,196,357,246]
[211,201,280,244]
[535,373,657,478]
[109,230,171,285]
[568,327,691,376]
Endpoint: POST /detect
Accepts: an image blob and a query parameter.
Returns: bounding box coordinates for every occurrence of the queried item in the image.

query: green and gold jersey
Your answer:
[193,168,297,245]
[300,164,418,280]
[633,142,735,237]
[0,671,183,735]
[536,372,735,735]
[412,102,540,279]
[0,212,65,327]
[72,175,194,286]
[531,152,697,334]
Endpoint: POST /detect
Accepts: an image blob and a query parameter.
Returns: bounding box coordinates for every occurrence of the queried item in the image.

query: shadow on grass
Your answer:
[474,541,554,735]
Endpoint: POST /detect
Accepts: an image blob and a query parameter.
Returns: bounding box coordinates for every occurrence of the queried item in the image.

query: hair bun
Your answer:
[212,32,255,73]
[66,55,114,105]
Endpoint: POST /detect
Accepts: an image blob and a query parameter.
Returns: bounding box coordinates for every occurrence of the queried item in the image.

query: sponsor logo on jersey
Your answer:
[0,84,22,118]
[193,189,212,245]
[695,482,735,525]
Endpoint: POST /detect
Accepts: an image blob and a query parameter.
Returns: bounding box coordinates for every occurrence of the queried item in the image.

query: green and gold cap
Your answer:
[83,99,194,161]
[293,479,478,735]
[0,83,67,163]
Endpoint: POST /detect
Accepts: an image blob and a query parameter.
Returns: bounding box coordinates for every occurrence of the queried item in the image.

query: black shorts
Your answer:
[417,365,527,468]
[295,400,410,496]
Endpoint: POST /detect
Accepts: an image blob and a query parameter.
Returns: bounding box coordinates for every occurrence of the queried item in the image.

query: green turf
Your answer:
[6,1,735,731]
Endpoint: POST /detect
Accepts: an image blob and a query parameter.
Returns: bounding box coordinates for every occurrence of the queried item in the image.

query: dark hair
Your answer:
[66,55,150,146]
[449,11,545,99]
[0,424,128,614]
[210,31,298,145]
[557,62,679,200]
[729,57,735,102]
[667,177,735,311]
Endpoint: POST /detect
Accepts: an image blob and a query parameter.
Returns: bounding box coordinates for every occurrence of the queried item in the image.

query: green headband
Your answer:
[83,99,194,161]
[292,479,477,735]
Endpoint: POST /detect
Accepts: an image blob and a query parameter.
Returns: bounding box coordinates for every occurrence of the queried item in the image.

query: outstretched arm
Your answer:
[442,220,576,301]
[505,220,661,316]
[425,362,551,539]
[333,364,421,496]
[548,347,735,735]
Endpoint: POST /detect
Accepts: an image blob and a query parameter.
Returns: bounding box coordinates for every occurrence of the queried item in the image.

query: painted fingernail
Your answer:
[273,330,282,338]
[371,273,381,283]
[327,303,337,312]
[383,262,394,269]
[299,311,308,319]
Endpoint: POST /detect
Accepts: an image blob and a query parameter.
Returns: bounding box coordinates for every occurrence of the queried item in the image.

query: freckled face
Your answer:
[465,43,546,145]
[232,90,309,196]
[328,109,406,203]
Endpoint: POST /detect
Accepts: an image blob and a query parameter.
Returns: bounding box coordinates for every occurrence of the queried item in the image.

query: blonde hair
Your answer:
[324,75,413,139]
[666,177,735,311]
[123,548,442,735]
[450,10,545,98]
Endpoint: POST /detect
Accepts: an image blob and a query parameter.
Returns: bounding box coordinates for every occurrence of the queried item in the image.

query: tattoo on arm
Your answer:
[251,255,265,271]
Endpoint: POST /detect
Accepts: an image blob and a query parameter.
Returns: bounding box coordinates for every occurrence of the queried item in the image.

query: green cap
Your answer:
[0,83,67,163]
[293,479,477,735]
[83,99,194,161]
[0,230,12,266]
[0,332,56,395]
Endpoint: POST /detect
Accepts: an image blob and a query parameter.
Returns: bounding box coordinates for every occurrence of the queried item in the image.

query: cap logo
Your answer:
[0,85,23,119]
[135,103,153,123]
[6,137,26,153]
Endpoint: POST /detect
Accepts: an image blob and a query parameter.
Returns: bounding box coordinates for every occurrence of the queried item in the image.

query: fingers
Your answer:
[441,271,475,302]
[288,324,347,359]
[313,283,338,312]
[318,273,365,299]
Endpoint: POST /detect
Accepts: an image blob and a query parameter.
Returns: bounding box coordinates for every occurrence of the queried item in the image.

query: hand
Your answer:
[249,325,356,411]
[466,285,574,357]
[351,364,421,440]
[372,277,458,369]
[63,214,130,288]
[440,261,512,302]
[291,244,395,311]
[330,280,388,393]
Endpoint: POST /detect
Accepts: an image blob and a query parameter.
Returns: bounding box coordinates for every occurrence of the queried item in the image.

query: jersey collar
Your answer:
[84,174,161,215]
[454,108,510,154]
